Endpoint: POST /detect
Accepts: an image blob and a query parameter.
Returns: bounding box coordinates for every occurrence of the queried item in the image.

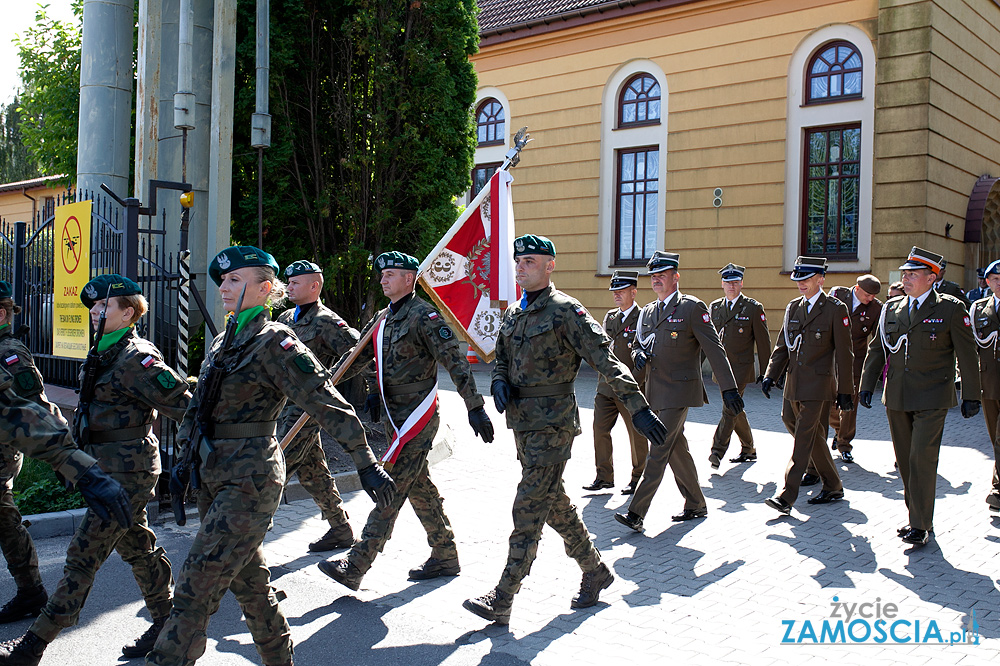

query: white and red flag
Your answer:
[418,169,519,362]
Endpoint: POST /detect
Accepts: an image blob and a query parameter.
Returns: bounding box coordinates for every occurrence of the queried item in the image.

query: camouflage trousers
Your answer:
[30,471,172,642]
[0,451,42,590]
[278,413,348,528]
[348,412,456,573]
[145,473,290,666]
[498,428,602,597]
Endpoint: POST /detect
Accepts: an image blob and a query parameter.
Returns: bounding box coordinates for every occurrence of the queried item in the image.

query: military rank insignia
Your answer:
[141,355,156,368]
[438,326,453,340]
[156,370,177,390]
[3,354,18,366]
[280,335,296,350]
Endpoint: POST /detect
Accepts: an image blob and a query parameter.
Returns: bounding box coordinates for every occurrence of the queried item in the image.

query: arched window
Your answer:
[476,98,505,146]
[806,41,863,103]
[618,74,661,127]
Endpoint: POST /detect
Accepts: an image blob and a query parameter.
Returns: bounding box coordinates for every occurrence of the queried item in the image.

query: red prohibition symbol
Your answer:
[61,216,83,274]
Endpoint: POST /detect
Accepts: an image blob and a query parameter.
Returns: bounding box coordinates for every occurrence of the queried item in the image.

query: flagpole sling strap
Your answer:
[208,421,278,439]
[279,310,387,452]
[510,383,575,398]
[383,377,436,397]
[89,424,153,444]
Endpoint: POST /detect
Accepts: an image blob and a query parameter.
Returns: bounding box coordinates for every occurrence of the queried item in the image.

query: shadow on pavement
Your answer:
[703,467,778,513]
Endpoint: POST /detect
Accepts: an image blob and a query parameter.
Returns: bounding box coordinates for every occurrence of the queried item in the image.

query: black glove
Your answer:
[836,393,855,411]
[491,378,511,414]
[358,464,396,510]
[363,393,381,422]
[961,400,981,419]
[721,389,744,416]
[77,463,132,529]
[774,373,786,390]
[468,406,495,443]
[760,377,774,399]
[755,375,764,384]
[858,391,873,409]
[169,462,190,526]
[631,407,667,447]
[632,349,649,371]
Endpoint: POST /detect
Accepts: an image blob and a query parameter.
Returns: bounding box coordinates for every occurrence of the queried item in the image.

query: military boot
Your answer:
[308,522,355,552]
[462,588,513,625]
[0,586,47,624]
[317,557,363,591]
[408,557,460,580]
[570,563,614,609]
[0,631,47,665]
[121,615,168,658]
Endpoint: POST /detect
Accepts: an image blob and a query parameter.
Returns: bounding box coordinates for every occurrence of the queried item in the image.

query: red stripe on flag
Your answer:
[433,281,481,328]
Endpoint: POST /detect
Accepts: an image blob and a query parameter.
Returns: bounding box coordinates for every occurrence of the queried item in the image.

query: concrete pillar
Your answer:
[77,0,134,198]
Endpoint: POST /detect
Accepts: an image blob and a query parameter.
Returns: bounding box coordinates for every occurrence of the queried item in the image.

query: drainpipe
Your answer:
[251,0,271,247]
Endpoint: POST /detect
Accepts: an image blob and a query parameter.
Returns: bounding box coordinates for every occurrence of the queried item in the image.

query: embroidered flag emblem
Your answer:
[964,316,971,327]
[280,335,295,350]
[761,314,766,322]
[337,321,348,328]
[428,312,440,320]
[4,354,18,366]
[703,313,711,323]
[843,317,850,327]
[575,306,587,316]
[141,355,155,368]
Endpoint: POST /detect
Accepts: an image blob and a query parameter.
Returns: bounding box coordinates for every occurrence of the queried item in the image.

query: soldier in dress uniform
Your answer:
[614,251,743,532]
[584,270,648,495]
[463,236,666,625]
[276,260,365,552]
[318,251,493,591]
[970,259,1000,514]
[825,274,882,464]
[708,263,770,468]
[145,246,395,666]
[935,259,971,308]
[859,247,981,546]
[0,275,192,665]
[762,256,853,516]
[967,268,989,303]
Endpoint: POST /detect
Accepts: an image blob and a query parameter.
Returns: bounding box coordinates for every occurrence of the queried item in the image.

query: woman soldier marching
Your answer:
[145,246,395,666]
[0,275,191,666]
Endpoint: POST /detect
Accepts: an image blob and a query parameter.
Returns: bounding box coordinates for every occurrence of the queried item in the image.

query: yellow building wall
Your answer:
[0,182,71,227]
[473,0,880,333]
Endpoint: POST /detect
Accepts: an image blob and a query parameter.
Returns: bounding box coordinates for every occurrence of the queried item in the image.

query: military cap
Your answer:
[719,263,745,282]
[898,247,944,274]
[646,251,680,275]
[856,274,881,296]
[0,281,11,300]
[81,274,142,309]
[790,256,827,281]
[977,267,987,280]
[984,259,1000,278]
[513,234,556,258]
[374,251,419,272]
[608,270,639,291]
[284,260,322,278]
[209,246,280,286]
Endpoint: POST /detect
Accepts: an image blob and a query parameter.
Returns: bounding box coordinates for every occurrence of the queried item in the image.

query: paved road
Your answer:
[3,364,999,665]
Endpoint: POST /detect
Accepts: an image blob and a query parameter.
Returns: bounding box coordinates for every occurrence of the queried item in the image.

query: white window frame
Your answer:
[469,87,511,205]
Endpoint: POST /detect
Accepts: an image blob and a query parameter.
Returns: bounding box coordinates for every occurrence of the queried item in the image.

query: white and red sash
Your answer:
[373,315,438,464]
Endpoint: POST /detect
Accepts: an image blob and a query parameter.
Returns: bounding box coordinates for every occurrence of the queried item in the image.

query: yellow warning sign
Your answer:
[52,200,92,359]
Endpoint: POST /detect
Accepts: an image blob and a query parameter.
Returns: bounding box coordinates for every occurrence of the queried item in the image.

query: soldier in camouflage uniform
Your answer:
[276,260,368,552]
[463,236,667,625]
[318,251,493,590]
[145,246,394,666]
[0,276,192,666]
[0,282,48,626]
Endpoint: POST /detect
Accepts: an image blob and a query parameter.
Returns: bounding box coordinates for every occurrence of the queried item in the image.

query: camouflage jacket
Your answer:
[0,357,98,486]
[493,284,649,441]
[178,310,376,485]
[75,328,191,475]
[339,294,484,437]
[0,327,47,479]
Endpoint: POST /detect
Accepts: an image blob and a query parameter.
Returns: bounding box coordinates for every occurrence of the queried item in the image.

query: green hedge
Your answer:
[12,456,86,515]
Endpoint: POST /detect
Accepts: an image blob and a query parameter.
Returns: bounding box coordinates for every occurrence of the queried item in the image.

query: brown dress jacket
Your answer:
[709,293,771,385]
[829,285,882,381]
[597,305,645,398]
[971,295,1000,401]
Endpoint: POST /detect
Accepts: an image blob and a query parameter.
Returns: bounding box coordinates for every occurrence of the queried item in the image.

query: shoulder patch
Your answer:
[843,317,850,327]
[294,352,317,374]
[279,335,295,350]
[761,313,767,322]
[575,306,587,316]
[336,321,348,328]
[4,354,19,366]
[428,312,440,320]
[13,369,41,397]
[156,370,178,390]
[438,326,453,341]
[964,315,971,327]
[141,355,155,368]
[702,313,711,323]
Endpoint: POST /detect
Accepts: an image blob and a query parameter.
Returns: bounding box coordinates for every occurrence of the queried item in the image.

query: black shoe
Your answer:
[317,558,363,591]
[0,586,47,624]
[901,528,930,546]
[831,439,838,451]
[122,616,167,658]
[986,492,1000,512]
[621,481,637,495]
[463,588,513,625]
[897,524,911,537]
[708,453,721,470]
[309,523,355,552]
[570,563,613,609]
[765,497,792,515]
[841,451,854,464]
[583,478,613,491]
[807,490,844,505]
[801,473,821,487]
[0,631,46,665]
[671,508,708,522]
[408,557,460,580]
[614,511,644,532]
[729,452,757,463]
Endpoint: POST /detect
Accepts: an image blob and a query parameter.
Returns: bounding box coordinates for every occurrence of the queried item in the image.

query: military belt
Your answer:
[89,424,153,443]
[207,420,278,439]
[511,382,575,398]
[383,377,436,397]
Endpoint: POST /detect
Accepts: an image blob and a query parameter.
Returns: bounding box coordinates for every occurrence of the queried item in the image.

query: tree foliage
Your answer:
[232,0,480,324]
[0,98,40,183]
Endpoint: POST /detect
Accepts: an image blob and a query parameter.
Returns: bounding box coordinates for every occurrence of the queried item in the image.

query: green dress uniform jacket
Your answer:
[709,293,771,385]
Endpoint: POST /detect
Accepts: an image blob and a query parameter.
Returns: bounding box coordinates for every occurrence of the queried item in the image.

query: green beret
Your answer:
[284,260,322,278]
[513,234,555,258]
[374,251,419,272]
[209,246,280,286]
[0,281,11,300]
[81,274,142,309]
